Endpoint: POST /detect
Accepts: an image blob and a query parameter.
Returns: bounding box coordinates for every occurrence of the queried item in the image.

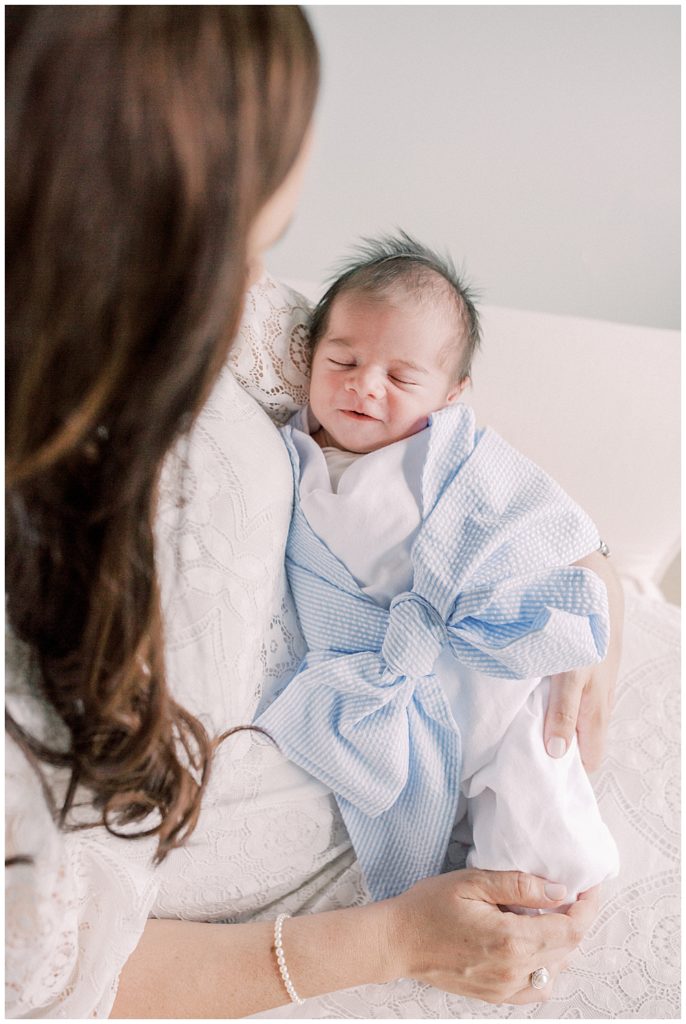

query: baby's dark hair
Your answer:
[309,231,481,383]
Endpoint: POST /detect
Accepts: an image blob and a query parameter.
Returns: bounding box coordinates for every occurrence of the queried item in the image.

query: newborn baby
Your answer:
[258,233,619,905]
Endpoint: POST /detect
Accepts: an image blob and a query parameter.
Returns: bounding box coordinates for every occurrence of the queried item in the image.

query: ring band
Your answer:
[530,966,551,990]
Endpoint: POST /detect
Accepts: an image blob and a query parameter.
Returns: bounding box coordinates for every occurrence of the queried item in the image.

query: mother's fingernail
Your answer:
[546,736,567,758]
[544,882,567,900]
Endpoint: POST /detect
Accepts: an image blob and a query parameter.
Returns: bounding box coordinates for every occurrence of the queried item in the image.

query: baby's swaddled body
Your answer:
[292,407,619,903]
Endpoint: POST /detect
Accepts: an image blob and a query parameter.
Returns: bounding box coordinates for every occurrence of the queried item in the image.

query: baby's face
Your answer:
[309,292,466,453]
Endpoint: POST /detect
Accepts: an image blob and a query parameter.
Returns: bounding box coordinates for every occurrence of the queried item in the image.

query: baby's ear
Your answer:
[445,376,470,404]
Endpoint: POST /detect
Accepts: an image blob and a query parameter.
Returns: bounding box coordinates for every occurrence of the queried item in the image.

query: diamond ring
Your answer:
[530,966,551,990]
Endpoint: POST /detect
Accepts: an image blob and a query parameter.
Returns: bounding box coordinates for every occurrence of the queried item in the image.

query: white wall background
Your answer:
[267,4,680,329]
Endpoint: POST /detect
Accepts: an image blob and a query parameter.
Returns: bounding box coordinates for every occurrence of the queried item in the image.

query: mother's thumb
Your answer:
[465,869,568,909]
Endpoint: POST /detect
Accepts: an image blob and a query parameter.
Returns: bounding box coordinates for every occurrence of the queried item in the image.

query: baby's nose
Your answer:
[348,366,385,398]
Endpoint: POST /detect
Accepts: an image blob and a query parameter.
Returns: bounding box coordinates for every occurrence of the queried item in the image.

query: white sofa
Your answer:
[241,278,680,1020]
[468,304,680,605]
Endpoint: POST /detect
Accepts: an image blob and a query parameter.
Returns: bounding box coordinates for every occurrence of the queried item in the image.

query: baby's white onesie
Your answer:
[292,416,618,902]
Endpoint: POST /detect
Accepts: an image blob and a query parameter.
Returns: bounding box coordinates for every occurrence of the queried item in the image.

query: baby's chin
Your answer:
[323,421,429,454]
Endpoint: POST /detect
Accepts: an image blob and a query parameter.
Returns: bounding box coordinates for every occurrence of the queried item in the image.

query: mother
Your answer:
[6,7,616,1018]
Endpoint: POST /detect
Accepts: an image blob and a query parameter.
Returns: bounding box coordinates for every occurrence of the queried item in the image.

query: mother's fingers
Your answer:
[484,960,559,1006]
[567,884,601,921]
[576,679,611,773]
[544,669,586,759]
[504,885,601,959]
[504,952,576,1006]
[505,972,557,1006]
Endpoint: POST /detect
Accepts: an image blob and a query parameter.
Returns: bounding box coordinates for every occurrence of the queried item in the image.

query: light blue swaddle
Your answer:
[256,404,609,900]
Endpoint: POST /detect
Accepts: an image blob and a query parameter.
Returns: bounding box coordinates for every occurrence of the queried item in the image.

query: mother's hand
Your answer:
[544,550,624,771]
[389,870,599,1004]
[545,662,614,773]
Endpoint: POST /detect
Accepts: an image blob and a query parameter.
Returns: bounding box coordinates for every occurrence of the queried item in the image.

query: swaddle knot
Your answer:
[382,592,447,679]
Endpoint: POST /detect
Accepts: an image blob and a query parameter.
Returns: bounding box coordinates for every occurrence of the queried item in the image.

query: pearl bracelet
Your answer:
[273,913,304,1006]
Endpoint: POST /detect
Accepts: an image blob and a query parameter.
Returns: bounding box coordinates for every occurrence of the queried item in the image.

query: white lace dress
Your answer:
[5,276,681,1019]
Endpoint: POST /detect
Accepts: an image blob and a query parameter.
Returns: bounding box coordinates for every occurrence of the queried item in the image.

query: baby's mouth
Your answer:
[340,409,379,421]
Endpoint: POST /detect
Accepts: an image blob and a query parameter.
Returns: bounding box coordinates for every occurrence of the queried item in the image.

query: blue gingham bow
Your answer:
[257,405,609,900]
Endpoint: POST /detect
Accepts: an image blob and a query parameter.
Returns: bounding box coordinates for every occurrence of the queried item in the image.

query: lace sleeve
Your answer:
[227,273,313,423]
[5,637,160,1020]
[5,735,81,1018]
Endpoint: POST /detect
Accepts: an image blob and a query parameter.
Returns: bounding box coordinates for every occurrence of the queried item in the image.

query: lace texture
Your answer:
[227,274,313,425]
[5,274,680,1018]
[251,594,681,1020]
[5,644,161,1019]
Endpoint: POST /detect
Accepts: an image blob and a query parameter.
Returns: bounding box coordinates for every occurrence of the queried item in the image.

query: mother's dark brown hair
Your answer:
[6,6,318,860]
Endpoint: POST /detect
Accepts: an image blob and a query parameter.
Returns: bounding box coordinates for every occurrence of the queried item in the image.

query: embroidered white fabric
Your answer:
[251,593,681,1019]
[227,274,312,425]
[5,274,680,1019]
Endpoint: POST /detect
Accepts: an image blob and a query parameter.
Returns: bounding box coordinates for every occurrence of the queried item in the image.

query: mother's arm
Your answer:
[544,550,624,771]
[111,871,598,1017]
